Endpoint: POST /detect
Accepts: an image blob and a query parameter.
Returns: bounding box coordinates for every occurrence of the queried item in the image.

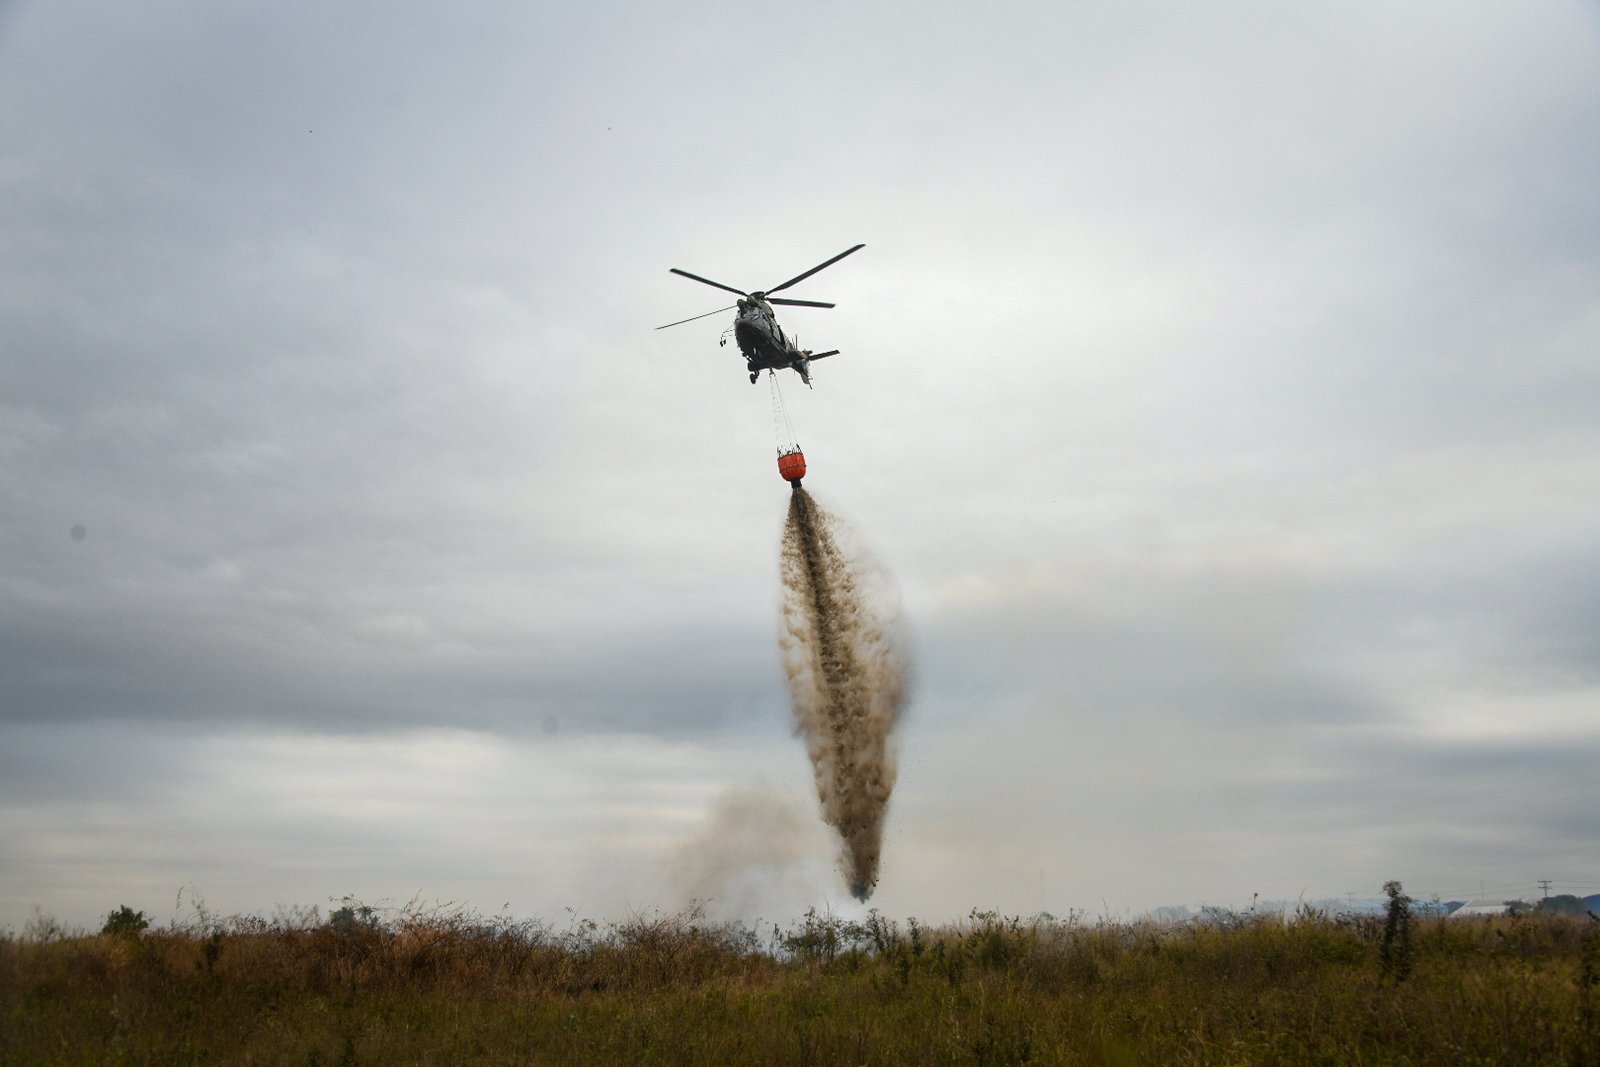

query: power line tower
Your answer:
[1538,879,1552,899]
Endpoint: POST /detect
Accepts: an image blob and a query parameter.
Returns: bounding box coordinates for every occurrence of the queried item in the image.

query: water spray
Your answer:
[778,487,907,900]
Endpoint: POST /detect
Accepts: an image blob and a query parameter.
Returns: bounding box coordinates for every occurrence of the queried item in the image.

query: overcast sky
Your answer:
[3,1,1599,932]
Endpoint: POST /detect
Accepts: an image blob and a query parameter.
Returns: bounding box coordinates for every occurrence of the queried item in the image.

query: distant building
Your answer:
[1329,897,1458,918]
[1448,899,1515,918]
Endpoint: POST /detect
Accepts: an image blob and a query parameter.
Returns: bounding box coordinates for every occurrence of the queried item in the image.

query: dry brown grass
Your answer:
[4,897,1597,1065]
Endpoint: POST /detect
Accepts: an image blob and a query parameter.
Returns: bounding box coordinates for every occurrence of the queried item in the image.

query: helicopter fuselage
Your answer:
[730,297,827,385]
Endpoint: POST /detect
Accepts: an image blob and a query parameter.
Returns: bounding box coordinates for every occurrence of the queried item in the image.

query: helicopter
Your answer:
[657,244,864,386]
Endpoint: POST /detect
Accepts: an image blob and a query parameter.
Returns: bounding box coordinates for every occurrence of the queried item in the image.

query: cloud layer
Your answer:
[3,1,1598,928]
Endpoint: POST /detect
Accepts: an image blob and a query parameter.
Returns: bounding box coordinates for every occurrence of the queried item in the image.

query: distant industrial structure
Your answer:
[1142,891,1600,924]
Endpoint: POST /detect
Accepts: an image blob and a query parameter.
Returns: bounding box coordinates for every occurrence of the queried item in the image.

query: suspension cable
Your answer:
[768,371,800,453]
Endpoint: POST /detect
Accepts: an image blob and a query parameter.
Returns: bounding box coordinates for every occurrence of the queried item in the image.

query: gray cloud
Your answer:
[3,1,1597,927]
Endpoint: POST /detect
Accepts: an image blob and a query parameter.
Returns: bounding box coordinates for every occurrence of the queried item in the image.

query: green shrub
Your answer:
[100,905,149,937]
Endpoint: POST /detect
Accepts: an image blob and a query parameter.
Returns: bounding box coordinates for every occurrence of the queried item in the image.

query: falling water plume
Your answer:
[780,487,908,901]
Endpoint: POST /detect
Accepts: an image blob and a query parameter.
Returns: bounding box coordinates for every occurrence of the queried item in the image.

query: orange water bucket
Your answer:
[777,449,806,484]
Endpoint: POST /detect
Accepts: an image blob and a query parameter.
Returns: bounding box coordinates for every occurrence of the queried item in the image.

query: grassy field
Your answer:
[3,895,1597,1065]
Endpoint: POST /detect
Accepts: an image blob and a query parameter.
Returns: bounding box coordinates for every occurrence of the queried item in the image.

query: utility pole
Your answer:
[1538,879,1552,899]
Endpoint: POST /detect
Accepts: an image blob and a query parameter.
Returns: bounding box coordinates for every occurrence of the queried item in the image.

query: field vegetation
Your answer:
[4,886,1597,1065]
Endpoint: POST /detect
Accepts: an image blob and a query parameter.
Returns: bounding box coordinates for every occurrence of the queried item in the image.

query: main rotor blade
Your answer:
[769,297,835,308]
[655,304,736,330]
[669,268,748,298]
[806,350,839,361]
[766,243,865,295]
